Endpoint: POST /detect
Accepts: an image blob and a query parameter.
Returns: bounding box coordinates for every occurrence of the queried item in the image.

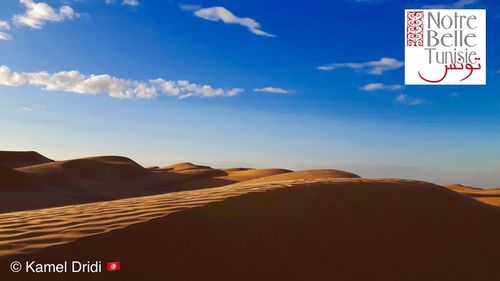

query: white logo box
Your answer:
[405,9,486,85]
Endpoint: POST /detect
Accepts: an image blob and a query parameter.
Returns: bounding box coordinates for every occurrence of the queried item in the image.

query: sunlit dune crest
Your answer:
[445,183,500,207]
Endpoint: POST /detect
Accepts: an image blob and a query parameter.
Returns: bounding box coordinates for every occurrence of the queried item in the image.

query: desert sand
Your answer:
[0,151,499,280]
[0,151,53,169]
[0,151,361,213]
[446,183,500,207]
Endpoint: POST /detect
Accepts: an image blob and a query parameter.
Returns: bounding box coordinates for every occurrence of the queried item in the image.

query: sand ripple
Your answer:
[0,179,302,257]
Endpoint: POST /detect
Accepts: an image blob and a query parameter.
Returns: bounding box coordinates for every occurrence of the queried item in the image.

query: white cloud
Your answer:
[0,65,244,99]
[0,20,12,40]
[0,32,12,41]
[254,87,289,94]
[182,5,275,37]
[318,57,403,75]
[13,0,78,29]
[360,83,403,92]
[423,0,478,9]
[122,0,139,6]
[395,94,425,106]
[449,92,460,97]
[21,106,32,111]
[0,21,10,30]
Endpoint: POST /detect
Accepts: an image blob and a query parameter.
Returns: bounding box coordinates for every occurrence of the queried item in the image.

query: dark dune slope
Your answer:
[0,151,53,168]
[4,179,500,281]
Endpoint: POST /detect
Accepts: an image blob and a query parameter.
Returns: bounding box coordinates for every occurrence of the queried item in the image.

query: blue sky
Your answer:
[0,0,499,186]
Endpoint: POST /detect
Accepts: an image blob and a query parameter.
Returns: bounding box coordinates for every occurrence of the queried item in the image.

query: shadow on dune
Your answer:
[0,151,53,168]
[2,179,499,281]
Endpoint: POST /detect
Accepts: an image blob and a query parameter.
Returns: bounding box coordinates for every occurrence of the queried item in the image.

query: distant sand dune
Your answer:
[155,168,293,191]
[0,151,53,169]
[17,156,147,179]
[1,151,364,213]
[173,167,228,177]
[445,184,500,207]
[1,178,499,281]
[242,169,360,184]
[163,162,212,171]
[223,168,292,181]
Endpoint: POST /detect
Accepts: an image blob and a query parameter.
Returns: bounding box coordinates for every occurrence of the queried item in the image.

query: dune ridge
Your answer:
[0,178,297,257]
[445,183,500,206]
[1,178,496,258]
[1,178,499,281]
[0,151,53,168]
[241,168,360,183]
[17,156,147,179]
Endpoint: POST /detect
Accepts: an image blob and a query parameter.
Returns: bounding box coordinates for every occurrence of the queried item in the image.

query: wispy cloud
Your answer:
[395,94,425,106]
[20,104,48,111]
[360,83,403,92]
[0,65,244,100]
[318,57,403,75]
[449,92,460,97]
[423,0,478,9]
[13,0,78,29]
[0,20,12,40]
[254,87,289,94]
[122,0,139,6]
[0,21,10,30]
[0,33,12,40]
[181,5,275,37]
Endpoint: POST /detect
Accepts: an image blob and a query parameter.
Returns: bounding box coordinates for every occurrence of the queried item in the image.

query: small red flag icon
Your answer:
[107,262,121,272]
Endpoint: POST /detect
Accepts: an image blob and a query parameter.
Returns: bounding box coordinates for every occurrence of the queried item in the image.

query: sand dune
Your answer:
[0,151,53,169]
[1,178,499,281]
[0,166,39,190]
[1,151,499,280]
[2,151,498,214]
[1,151,363,213]
[17,156,147,179]
[223,168,292,181]
[162,162,212,171]
[223,167,253,172]
[446,184,500,207]
[0,156,154,211]
[242,168,360,184]
[0,179,290,257]
[144,168,293,193]
[173,167,228,177]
